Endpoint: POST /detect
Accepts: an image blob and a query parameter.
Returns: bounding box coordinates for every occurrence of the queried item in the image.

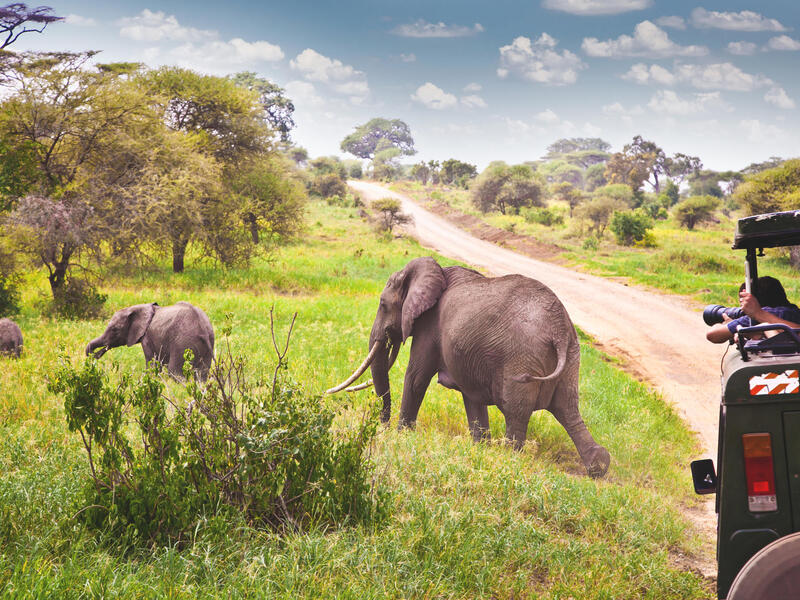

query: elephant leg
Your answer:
[398,336,438,429]
[462,395,490,442]
[548,376,610,478]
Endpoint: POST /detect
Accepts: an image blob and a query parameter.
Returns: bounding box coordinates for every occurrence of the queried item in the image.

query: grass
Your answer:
[0,198,713,598]
[394,180,800,308]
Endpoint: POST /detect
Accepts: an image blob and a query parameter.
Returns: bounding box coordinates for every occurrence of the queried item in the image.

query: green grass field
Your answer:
[395,181,800,308]
[0,199,714,598]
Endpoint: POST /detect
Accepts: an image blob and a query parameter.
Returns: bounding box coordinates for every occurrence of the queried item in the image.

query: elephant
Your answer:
[86,301,214,381]
[328,257,610,478]
[0,318,22,358]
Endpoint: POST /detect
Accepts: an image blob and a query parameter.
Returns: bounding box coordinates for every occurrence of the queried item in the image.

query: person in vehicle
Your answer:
[706,276,800,343]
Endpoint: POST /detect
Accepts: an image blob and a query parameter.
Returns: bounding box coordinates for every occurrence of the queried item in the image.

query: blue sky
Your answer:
[12,1,800,171]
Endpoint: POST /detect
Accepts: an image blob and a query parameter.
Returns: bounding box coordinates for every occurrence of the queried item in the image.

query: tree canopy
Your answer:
[340,118,415,159]
[0,3,61,50]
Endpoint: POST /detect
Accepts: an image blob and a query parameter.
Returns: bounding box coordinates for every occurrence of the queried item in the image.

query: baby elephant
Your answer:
[86,302,214,381]
[0,318,23,358]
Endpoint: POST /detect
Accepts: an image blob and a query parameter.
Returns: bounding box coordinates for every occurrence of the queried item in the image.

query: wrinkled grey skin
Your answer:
[0,318,23,358]
[369,256,610,478]
[86,302,214,381]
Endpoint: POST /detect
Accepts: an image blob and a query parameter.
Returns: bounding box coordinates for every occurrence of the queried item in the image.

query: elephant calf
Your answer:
[86,301,214,381]
[0,318,23,358]
[329,256,610,478]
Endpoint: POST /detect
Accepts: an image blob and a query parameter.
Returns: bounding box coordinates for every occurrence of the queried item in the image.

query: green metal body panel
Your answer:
[716,350,800,598]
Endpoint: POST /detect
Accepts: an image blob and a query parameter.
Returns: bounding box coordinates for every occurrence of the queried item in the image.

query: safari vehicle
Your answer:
[692,210,800,599]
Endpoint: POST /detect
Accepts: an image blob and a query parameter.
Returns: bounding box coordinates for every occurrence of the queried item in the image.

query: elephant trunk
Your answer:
[85,337,108,358]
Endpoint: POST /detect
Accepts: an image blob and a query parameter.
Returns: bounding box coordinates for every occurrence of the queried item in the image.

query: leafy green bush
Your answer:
[582,236,599,251]
[523,206,565,226]
[51,278,107,320]
[610,210,654,246]
[0,274,19,317]
[49,342,389,548]
[673,195,720,230]
[311,173,347,199]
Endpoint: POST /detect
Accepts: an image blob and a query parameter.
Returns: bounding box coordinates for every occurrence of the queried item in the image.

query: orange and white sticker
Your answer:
[749,370,800,395]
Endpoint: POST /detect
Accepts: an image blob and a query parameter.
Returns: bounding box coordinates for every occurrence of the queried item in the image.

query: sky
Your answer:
[11,0,800,171]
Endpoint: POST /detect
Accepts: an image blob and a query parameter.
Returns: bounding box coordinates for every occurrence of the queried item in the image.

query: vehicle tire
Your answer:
[727,531,800,599]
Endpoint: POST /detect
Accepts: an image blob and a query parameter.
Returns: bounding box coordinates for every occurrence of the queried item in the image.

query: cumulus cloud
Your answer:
[464,82,482,92]
[284,81,323,107]
[392,20,483,38]
[411,82,458,110]
[535,109,560,124]
[172,38,283,68]
[691,8,787,32]
[399,53,417,63]
[461,94,487,109]
[602,101,644,116]
[497,33,586,85]
[765,35,800,51]
[764,87,796,109]
[291,48,369,102]
[118,9,216,42]
[727,41,757,55]
[582,21,708,58]
[647,90,730,115]
[621,62,772,92]
[740,119,784,143]
[541,0,652,15]
[654,16,686,30]
[65,14,97,26]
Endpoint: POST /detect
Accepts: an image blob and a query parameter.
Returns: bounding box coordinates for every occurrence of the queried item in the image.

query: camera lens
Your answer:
[703,305,744,326]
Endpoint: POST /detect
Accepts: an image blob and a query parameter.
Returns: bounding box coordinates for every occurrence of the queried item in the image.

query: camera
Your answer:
[703,305,744,326]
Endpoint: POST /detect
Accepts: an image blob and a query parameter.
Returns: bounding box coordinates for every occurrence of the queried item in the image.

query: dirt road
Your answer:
[351,181,725,459]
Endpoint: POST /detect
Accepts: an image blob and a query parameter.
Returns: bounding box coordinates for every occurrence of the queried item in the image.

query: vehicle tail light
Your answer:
[742,433,777,512]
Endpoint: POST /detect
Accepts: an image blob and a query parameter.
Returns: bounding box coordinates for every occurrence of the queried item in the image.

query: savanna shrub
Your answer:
[0,275,19,317]
[311,173,347,199]
[51,278,107,320]
[523,206,565,226]
[582,236,599,251]
[609,210,654,246]
[50,346,389,548]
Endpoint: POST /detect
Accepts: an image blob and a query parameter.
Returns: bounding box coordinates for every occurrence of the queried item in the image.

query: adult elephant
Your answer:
[86,302,214,381]
[0,318,23,358]
[328,257,610,478]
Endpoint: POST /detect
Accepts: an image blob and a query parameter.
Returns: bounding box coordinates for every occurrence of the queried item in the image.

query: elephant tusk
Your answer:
[325,340,381,394]
[387,341,401,371]
[345,379,373,392]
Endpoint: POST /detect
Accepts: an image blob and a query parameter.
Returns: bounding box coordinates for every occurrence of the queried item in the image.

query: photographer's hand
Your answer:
[739,291,764,319]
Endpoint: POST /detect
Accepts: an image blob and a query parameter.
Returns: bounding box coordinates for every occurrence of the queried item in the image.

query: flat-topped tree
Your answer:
[0,3,62,50]
[340,118,415,160]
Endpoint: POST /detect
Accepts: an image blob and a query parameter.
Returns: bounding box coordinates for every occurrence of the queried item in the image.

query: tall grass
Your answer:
[0,199,713,598]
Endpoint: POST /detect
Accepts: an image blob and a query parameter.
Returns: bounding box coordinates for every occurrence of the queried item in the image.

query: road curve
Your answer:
[351,180,724,459]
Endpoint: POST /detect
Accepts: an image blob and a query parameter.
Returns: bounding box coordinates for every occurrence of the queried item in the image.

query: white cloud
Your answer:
[461,94,487,109]
[727,41,757,55]
[464,82,482,92]
[622,62,772,92]
[118,9,216,42]
[172,38,283,67]
[691,8,787,32]
[621,63,675,85]
[582,21,708,58]
[290,48,369,102]
[655,16,686,30]
[740,119,784,143]
[583,122,602,136]
[399,53,416,63]
[411,82,458,110]
[497,34,586,85]
[541,0,652,16]
[602,101,644,116]
[535,109,560,124]
[65,14,97,26]
[647,90,730,115]
[392,20,484,38]
[765,35,800,51]
[764,87,796,109]
[284,81,323,107]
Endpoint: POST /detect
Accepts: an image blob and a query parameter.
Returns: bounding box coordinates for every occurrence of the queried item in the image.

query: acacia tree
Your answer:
[230,71,295,142]
[440,159,476,186]
[0,3,61,50]
[605,136,701,192]
[472,163,543,214]
[340,118,415,160]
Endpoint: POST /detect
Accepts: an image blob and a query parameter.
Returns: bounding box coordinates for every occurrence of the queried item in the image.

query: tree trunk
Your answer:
[172,236,188,273]
[245,213,259,244]
[790,246,800,270]
[48,261,68,296]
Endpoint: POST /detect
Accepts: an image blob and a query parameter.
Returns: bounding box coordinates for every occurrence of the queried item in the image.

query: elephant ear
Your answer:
[126,303,157,346]
[401,257,446,342]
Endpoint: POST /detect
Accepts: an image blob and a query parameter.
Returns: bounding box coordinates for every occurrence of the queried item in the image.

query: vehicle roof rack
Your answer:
[733,210,800,250]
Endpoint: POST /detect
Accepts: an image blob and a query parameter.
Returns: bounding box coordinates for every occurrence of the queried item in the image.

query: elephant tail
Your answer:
[512,332,569,383]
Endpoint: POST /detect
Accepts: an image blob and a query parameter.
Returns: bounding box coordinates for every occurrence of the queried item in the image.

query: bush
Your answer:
[49,335,389,548]
[51,278,107,320]
[574,196,626,237]
[582,236,599,251]
[673,195,720,230]
[0,275,19,317]
[312,173,347,199]
[371,197,411,234]
[609,210,654,246]
[523,206,565,227]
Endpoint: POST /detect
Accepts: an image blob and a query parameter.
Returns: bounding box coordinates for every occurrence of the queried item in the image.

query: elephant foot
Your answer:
[583,445,611,478]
